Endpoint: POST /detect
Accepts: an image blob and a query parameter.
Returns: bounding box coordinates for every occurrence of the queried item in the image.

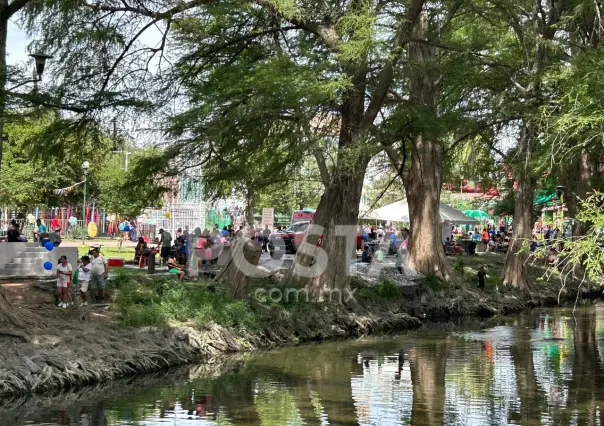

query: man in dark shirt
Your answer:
[477,266,486,289]
[7,223,20,242]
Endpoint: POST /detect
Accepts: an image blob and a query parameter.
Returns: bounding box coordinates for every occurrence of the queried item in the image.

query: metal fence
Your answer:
[0,201,209,241]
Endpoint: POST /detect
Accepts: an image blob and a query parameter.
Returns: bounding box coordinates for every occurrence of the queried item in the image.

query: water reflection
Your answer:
[5,307,604,426]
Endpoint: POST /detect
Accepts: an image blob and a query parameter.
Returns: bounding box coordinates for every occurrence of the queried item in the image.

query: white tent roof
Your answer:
[361,199,480,225]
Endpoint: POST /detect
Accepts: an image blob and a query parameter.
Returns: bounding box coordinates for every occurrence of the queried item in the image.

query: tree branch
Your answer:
[99,18,161,94]
[313,150,331,186]
[361,0,425,130]
[253,0,341,52]
[86,0,216,19]
[6,0,33,18]
[444,116,521,154]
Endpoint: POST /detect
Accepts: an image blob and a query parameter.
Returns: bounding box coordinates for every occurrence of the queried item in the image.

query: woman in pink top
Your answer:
[196,236,208,271]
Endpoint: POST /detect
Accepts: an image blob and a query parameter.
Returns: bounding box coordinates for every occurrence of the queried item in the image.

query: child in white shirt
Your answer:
[78,255,92,306]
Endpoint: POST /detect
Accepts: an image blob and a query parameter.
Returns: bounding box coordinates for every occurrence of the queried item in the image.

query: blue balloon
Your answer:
[363,233,368,241]
[124,225,131,232]
[45,242,54,251]
[43,261,53,271]
[221,230,229,236]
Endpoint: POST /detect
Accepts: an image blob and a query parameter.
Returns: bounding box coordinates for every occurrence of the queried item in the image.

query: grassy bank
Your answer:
[111,273,421,347]
[0,252,601,398]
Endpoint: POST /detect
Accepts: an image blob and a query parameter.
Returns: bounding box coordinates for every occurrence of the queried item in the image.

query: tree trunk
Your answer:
[562,148,593,280]
[282,170,367,300]
[403,12,452,281]
[214,239,262,299]
[0,8,7,175]
[245,190,255,226]
[503,124,536,290]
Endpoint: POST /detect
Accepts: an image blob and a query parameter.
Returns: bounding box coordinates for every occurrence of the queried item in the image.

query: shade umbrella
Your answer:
[463,210,490,220]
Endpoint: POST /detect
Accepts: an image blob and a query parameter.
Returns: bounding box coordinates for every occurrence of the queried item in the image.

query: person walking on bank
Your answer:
[90,248,108,302]
[158,228,172,267]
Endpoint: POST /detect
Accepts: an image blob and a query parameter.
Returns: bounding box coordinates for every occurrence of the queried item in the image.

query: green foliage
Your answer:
[114,276,259,331]
[422,273,447,292]
[377,280,400,298]
[452,257,465,274]
[97,149,165,217]
[0,114,163,217]
[555,193,604,286]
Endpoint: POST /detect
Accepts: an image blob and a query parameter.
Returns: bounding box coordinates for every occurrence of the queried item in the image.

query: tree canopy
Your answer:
[2,0,604,296]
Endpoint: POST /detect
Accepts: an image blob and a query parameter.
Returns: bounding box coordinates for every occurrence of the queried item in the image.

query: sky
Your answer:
[7,20,30,65]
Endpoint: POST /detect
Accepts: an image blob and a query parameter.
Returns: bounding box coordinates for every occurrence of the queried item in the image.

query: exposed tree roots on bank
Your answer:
[0,276,601,399]
[0,303,420,398]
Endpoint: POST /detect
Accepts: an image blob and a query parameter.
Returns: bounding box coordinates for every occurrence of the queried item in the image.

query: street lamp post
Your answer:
[82,160,90,244]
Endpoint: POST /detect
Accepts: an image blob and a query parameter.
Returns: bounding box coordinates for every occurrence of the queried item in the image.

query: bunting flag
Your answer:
[53,181,86,196]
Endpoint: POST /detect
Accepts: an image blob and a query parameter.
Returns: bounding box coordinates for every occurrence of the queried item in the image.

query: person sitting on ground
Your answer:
[48,228,62,247]
[56,255,73,308]
[6,221,20,242]
[134,236,147,263]
[477,266,486,289]
[547,248,558,266]
[34,218,47,243]
[167,254,185,281]
[78,255,92,307]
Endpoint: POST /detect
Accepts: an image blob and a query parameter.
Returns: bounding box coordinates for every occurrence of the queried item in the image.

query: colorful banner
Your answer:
[53,181,85,196]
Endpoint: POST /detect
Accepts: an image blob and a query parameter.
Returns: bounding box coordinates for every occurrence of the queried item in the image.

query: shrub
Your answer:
[377,280,401,298]
[114,275,260,332]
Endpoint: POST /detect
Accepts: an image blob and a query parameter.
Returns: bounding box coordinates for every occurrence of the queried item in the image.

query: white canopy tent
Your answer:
[361,199,480,242]
[362,199,479,224]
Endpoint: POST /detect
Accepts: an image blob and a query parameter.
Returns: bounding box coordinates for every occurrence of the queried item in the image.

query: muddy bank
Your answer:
[0,294,420,398]
[0,264,601,399]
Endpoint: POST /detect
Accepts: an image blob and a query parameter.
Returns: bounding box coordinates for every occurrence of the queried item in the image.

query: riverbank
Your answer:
[0,253,601,398]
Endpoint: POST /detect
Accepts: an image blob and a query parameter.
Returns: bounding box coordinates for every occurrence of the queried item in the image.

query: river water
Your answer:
[4,307,604,426]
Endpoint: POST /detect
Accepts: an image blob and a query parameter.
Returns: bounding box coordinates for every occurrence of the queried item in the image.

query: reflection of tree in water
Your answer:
[409,341,448,426]
[12,311,604,426]
[562,309,604,425]
[508,325,547,425]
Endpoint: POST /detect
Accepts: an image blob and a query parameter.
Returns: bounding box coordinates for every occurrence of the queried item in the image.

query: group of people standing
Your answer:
[55,248,108,308]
